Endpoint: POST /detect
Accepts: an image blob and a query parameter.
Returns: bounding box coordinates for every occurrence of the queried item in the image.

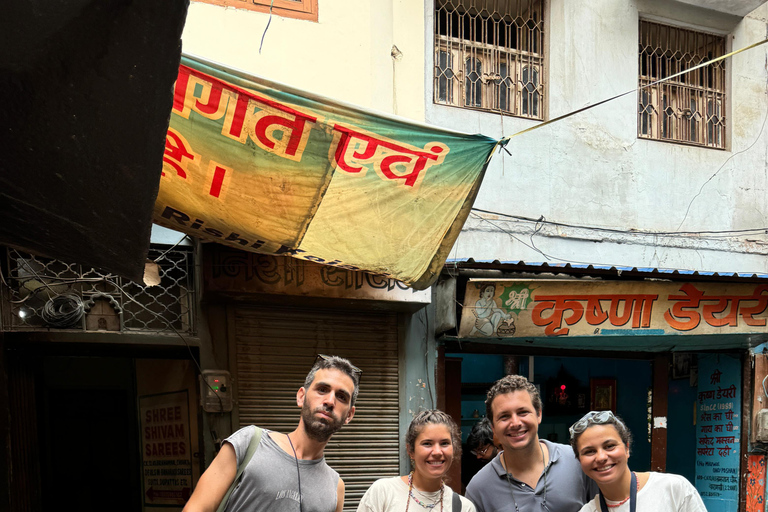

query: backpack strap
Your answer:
[216,426,263,512]
[452,491,461,512]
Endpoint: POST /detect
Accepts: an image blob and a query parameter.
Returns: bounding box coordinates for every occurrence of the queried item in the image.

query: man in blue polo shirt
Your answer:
[466,375,597,512]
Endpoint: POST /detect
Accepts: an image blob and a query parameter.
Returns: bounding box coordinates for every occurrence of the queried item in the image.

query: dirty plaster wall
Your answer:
[400,303,438,472]
[426,0,768,274]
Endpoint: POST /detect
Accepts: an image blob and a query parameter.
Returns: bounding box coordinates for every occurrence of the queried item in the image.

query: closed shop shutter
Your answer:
[232,305,400,511]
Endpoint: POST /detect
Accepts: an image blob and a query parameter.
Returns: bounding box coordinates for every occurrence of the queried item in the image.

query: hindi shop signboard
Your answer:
[458,279,768,337]
[140,391,193,507]
[204,248,430,306]
[154,55,501,290]
[695,354,741,512]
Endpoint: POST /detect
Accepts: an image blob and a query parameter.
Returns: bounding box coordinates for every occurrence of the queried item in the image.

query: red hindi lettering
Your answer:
[608,295,656,328]
[208,163,231,198]
[173,65,317,159]
[701,296,740,327]
[332,124,447,187]
[736,285,768,326]
[333,127,379,174]
[253,114,314,158]
[531,296,585,336]
[163,128,195,179]
[664,284,704,331]
[584,296,609,324]
[172,66,191,114]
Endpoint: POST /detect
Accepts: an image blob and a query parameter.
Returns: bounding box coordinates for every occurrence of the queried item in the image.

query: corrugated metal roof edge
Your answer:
[444,259,768,282]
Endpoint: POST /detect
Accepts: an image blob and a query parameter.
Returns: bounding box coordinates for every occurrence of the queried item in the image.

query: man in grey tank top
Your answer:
[183,355,361,512]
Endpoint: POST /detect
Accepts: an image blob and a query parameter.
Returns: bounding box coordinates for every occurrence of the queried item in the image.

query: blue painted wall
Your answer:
[667,374,697,482]
[456,354,505,441]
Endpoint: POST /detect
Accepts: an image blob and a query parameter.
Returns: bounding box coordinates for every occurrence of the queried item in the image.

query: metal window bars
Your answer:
[638,20,726,149]
[434,0,545,119]
[0,246,196,335]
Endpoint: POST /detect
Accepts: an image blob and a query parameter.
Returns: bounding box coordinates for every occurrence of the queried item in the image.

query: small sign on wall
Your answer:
[140,390,193,507]
[695,354,741,512]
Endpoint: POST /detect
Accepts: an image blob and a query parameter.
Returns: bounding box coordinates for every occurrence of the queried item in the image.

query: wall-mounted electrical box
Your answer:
[200,370,233,412]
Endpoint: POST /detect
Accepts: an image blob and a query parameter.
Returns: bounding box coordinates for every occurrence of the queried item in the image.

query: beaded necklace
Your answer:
[603,472,638,509]
[405,472,444,512]
[599,472,638,512]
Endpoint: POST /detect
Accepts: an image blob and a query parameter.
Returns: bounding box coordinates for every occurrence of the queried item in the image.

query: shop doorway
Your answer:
[37,356,140,512]
[446,352,696,487]
[7,347,201,512]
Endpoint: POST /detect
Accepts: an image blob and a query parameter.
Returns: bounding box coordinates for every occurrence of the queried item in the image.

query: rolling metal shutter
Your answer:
[232,305,400,511]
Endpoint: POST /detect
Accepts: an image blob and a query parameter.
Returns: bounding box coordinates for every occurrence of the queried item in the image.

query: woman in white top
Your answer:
[569,410,707,512]
[357,410,475,512]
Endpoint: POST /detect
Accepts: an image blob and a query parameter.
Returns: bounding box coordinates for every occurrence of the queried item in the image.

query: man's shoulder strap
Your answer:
[216,426,263,512]
[452,491,461,512]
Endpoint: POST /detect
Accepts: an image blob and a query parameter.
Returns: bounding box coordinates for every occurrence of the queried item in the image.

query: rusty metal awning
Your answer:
[445,258,768,283]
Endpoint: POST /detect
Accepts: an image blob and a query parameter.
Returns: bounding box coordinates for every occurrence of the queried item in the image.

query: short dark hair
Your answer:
[466,417,494,451]
[485,374,542,421]
[303,355,361,407]
[405,409,462,460]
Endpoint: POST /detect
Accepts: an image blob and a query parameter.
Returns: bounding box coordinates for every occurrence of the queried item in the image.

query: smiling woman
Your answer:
[569,411,707,512]
[356,410,476,512]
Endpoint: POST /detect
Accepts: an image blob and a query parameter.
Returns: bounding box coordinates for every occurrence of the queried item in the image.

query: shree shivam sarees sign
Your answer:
[153,54,501,290]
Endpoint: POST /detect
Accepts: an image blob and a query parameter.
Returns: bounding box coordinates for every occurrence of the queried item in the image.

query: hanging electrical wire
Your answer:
[470,208,768,238]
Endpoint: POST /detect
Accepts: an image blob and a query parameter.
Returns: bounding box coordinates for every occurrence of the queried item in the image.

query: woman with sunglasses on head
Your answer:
[569,411,706,512]
[357,410,475,512]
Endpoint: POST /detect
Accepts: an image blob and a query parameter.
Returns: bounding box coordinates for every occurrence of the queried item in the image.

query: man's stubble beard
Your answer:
[301,403,345,442]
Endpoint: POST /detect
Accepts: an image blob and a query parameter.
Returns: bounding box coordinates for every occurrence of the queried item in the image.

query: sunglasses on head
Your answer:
[314,354,363,380]
[569,410,619,439]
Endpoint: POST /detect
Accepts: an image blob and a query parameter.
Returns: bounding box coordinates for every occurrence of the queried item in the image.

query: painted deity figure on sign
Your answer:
[472,284,513,336]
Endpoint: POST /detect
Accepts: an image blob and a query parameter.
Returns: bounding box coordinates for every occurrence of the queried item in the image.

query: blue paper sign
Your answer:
[695,353,741,512]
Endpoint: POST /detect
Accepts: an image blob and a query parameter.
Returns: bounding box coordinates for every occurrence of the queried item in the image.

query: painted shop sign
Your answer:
[458,279,768,337]
[140,391,193,507]
[204,248,430,303]
[695,354,741,512]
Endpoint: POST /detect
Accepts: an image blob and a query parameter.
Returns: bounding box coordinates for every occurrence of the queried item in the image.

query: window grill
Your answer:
[434,0,545,119]
[638,20,726,149]
[0,246,196,335]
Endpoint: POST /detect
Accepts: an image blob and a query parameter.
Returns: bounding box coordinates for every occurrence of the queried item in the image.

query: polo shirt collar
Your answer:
[491,439,562,478]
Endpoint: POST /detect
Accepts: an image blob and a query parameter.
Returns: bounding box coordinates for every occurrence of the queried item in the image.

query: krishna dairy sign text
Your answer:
[459,280,768,337]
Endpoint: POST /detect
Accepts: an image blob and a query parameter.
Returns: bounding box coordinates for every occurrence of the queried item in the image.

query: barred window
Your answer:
[434,0,545,119]
[638,20,726,149]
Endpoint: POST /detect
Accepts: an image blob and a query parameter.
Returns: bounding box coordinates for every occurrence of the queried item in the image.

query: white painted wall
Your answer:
[676,0,766,17]
[426,0,768,274]
[182,0,426,120]
[182,0,768,274]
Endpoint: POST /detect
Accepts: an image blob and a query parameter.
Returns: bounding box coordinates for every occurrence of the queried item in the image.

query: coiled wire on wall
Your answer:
[40,293,85,328]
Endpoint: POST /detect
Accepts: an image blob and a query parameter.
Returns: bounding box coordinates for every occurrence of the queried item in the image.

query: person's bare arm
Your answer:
[335,478,346,512]
[183,443,237,512]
